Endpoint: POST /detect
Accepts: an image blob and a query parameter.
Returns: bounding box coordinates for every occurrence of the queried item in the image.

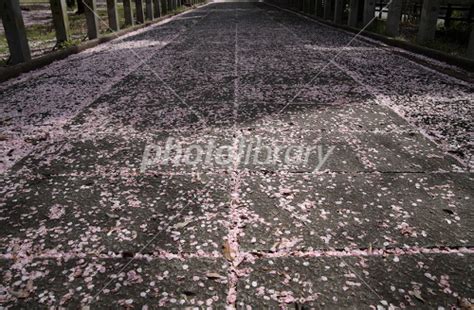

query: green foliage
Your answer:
[0,36,8,55]
[25,23,56,42]
[58,39,81,49]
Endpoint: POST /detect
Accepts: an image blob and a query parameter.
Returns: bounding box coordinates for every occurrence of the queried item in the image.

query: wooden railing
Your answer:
[375,1,474,25]
[284,0,474,60]
[0,0,204,65]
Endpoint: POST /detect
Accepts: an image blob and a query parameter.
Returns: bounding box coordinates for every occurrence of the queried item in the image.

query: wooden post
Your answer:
[348,0,359,26]
[363,0,375,25]
[417,0,440,45]
[50,0,70,42]
[161,0,167,14]
[386,0,402,37]
[84,0,99,39]
[316,0,323,16]
[153,0,161,17]
[444,4,452,29]
[309,0,315,15]
[0,0,31,64]
[333,0,343,23]
[136,0,145,23]
[323,0,332,19]
[467,24,474,60]
[123,0,134,25]
[378,0,382,18]
[145,0,153,20]
[413,3,418,22]
[106,0,119,31]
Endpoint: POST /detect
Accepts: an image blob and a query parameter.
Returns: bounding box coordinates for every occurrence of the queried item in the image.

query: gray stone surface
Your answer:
[237,254,474,307]
[0,2,472,308]
[1,173,230,254]
[239,172,473,251]
[0,258,229,307]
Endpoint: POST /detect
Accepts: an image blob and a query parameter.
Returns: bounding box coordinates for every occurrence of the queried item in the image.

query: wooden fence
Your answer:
[375,1,474,26]
[0,0,204,65]
[1,0,473,66]
[285,0,474,60]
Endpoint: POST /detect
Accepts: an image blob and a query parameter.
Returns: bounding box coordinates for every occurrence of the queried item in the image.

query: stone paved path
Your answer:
[1,2,473,308]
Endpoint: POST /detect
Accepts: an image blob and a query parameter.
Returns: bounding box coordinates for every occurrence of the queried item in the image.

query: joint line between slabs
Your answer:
[3,245,474,262]
[87,201,195,305]
[224,7,244,307]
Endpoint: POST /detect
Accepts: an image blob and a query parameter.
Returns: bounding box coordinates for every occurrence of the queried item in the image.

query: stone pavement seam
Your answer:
[88,200,195,305]
[7,169,470,177]
[1,3,472,307]
[225,8,243,306]
[2,245,473,262]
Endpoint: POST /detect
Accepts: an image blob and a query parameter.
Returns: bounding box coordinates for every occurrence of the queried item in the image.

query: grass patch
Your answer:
[0,36,9,55]
[25,23,56,42]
